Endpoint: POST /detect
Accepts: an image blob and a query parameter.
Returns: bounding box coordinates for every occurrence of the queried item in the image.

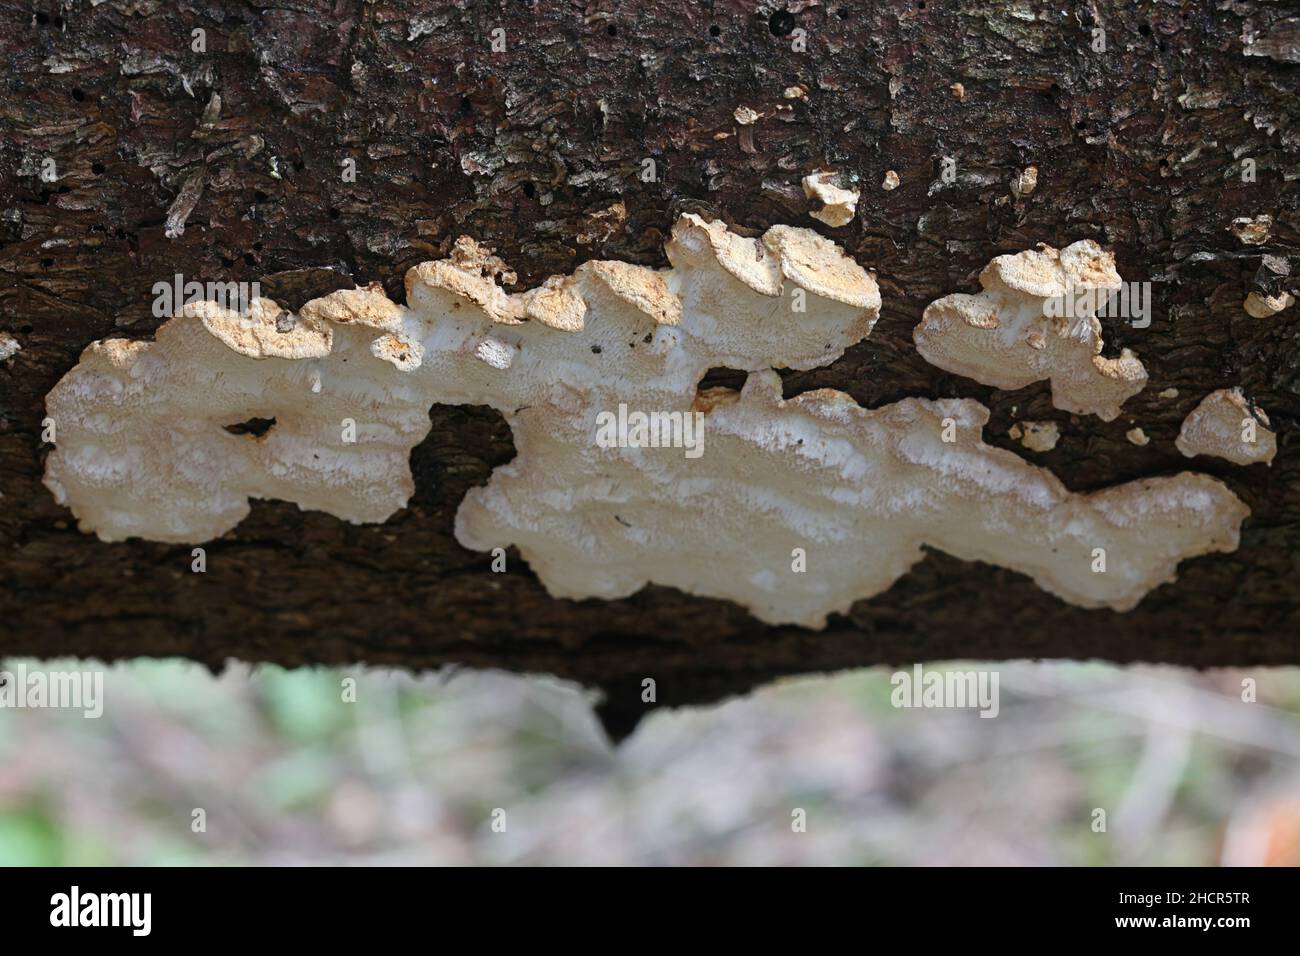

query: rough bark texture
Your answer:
[2,0,1299,734]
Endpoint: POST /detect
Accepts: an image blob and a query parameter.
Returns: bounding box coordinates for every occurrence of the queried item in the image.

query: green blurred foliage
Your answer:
[1,659,1298,865]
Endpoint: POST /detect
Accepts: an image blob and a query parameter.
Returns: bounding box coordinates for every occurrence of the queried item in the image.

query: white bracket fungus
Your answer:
[44,216,1246,628]
[1176,388,1277,466]
[914,241,1148,421]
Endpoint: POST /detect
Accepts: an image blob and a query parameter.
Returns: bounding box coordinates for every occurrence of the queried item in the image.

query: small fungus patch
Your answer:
[803,171,859,228]
[1008,420,1059,452]
[1176,388,1276,466]
[914,241,1147,421]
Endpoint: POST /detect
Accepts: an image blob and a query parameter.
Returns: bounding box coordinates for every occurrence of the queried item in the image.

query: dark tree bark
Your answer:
[2,0,1299,736]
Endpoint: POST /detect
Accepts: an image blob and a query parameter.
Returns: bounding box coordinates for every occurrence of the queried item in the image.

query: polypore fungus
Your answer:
[1244,290,1294,318]
[914,241,1148,421]
[1008,420,1059,452]
[1012,165,1038,197]
[1176,388,1277,466]
[44,216,1247,628]
[802,171,859,228]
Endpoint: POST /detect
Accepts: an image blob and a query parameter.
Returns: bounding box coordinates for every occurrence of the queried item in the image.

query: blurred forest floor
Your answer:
[2,659,1299,866]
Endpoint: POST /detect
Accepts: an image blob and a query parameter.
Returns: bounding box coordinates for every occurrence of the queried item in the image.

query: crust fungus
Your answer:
[914,241,1148,421]
[44,216,1247,628]
[1012,165,1038,197]
[1008,420,1059,452]
[464,368,1247,626]
[802,171,859,228]
[1244,290,1294,318]
[1176,388,1277,466]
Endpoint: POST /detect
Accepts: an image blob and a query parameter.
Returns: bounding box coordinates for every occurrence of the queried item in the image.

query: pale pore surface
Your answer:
[1176,388,1277,466]
[914,241,1147,421]
[44,216,1246,627]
